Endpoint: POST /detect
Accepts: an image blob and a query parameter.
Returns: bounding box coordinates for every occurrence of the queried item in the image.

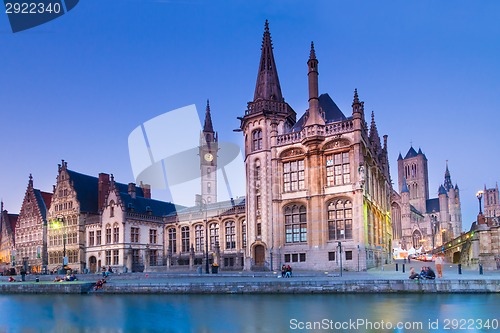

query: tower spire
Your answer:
[444,160,453,190]
[369,111,381,151]
[304,41,325,127]
[253,20,284,102]
[203,99,214,133]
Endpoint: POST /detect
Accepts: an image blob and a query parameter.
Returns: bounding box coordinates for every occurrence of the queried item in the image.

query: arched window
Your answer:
[252,129,263,151]
[328,199,353,240]
[284,205,307,243]
[225,221,235,249]
[110,200,115,217]
[241,220,247,248]
[209,223,219,250]
[181,226,190,253]
[167,228,177,253]
[195,224,204,252]
[412,230,422,249]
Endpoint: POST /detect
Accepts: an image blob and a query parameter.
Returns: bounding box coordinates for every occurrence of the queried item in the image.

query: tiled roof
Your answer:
[119,192,177,216]
[8,214,18,236]
[172,197,245,216]
[292,93,347,132]
[409,204,423,217]
[404,147,418,159]
[33,189,50,221]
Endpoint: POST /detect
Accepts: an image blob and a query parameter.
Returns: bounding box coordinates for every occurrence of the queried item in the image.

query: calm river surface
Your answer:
[0,294,498,333]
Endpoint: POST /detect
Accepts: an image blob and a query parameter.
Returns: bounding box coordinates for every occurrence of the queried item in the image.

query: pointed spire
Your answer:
[253,20,284,102]
[304,41,324,127]
[444,160,453,190]
[401,177,409,193]
[28,173,33,188]
[438,184,447,195]
[353,88,359,104]
[398,152,403,160]
[369,111,381,151]
[203,99,214,133]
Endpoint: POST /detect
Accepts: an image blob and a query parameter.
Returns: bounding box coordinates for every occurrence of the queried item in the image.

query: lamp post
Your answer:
[53,217,67,270]
[430,215,438,251]
[476,191,484,215]
[201,199,209,274]
[338,242,342,277]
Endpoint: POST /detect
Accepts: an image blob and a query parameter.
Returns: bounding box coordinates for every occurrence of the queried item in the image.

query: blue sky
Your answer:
[1,0,499,229]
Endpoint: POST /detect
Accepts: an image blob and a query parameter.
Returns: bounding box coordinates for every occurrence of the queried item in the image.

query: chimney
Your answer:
[140,181,151,199]
[128,183,136,199]
[98,173,110,211]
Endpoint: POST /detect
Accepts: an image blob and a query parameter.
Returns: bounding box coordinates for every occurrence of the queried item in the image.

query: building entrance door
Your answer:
[89,256,97,273]
[254,245,265,266]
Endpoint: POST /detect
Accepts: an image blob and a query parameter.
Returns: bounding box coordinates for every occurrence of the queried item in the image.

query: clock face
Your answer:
[204,153,214,162]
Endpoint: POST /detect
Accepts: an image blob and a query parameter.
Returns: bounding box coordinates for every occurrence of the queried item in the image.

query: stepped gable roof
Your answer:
[118,192,177,216]
[404,146,418,159]
[292,93,347,131]
[67,170,144,214]
[426,198,440,214]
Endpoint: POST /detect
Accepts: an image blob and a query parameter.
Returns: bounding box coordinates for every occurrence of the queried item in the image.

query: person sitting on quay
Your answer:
[53,276,63,282]
[8,276,16,282]
[425,266,436,280]
[408,267,421,280]
[281,265,286,278]
[285,265,292,278]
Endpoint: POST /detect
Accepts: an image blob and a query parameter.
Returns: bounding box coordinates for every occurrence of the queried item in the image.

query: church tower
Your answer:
[239,20,296,270]
[200,100,218,204]
[397,147,429,214]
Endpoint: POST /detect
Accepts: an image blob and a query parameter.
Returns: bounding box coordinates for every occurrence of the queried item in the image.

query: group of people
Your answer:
[281,265,293,278]
[409,266,436,280]
[101,266,113,278]
[53,273,78,282]
[94,278,107,290]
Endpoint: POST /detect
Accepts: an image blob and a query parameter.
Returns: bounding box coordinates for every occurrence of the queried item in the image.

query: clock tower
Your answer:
[200,100,218,204]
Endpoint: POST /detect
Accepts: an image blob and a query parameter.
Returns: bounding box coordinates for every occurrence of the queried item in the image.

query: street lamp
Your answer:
[52,217,67,270]
[476,191,484,215]
[337,242,342,277]
[200,199,209,274]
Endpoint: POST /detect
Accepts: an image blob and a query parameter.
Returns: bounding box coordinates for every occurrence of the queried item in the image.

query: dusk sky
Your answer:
[1,0,499,229]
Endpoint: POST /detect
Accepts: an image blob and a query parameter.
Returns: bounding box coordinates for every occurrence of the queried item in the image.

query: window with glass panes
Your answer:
[328,199,353,240]
[284,205,307,243]
[252,129,262,151]
[195,224,204,252]
[225,221,235,249]
[149,250,158,266]
[181,226,190,252]
[149,229,157,244]
[209,223,219,250]
[113,249,119,265]
[131,227,139,243]
[96,230,101,245]
[106,225,112,244]
[283,160,305,192]
[168,228,177,253]
[326,152,350,186]
[241,220,247,248]
[113,224,119,243]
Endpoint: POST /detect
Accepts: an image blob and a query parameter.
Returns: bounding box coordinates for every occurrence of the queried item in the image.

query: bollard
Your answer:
[458,263,462,275]
[479,264,483,275]
[402,264,405,273]
[395,263,399,272]
[35,277,39,283]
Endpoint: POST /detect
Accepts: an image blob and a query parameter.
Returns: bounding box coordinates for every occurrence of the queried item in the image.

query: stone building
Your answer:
[391,149,462,255]
[14,175,52,273]
[483,183,500,226]
[0,202,17,272]
[85,176,176,273]
[238,21,392,271]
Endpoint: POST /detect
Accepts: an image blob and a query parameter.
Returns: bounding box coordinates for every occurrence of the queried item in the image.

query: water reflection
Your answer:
[0,294,497,333]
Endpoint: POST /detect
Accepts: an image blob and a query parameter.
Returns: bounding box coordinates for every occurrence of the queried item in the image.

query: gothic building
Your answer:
[391,148,462,254]
[15,175,52,273]
[0,203,17,271]
[238,21,392,270]
[483,183,500,226]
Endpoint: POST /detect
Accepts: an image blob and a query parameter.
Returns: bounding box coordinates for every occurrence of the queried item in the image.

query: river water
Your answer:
[0,294,498,333]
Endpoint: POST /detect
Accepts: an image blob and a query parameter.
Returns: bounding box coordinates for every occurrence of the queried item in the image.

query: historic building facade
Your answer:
[0,203,17,272]
[483,183,500,226]
[86,177,175,273]
[238,21,392,271]
[391,148,462,254]
[14,175,52,273]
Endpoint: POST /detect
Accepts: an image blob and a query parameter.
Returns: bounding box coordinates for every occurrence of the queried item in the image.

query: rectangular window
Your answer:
[96,230,101,245]
[131,227,140,243]
[326,152,350,186]
[149,229,157,244]
[113,250,119,265]
[299,253,306,262]
[345,251,353,260]
[105,250,111,266]
[113,226,119,243]
[328,251,336,261]
[256,222,261,237]
[106,228,111,244]
[283,160,305,192]
[292,253,298,262]
[132,249,140,264]
[149,250,158,266]
[284,254,291,263]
